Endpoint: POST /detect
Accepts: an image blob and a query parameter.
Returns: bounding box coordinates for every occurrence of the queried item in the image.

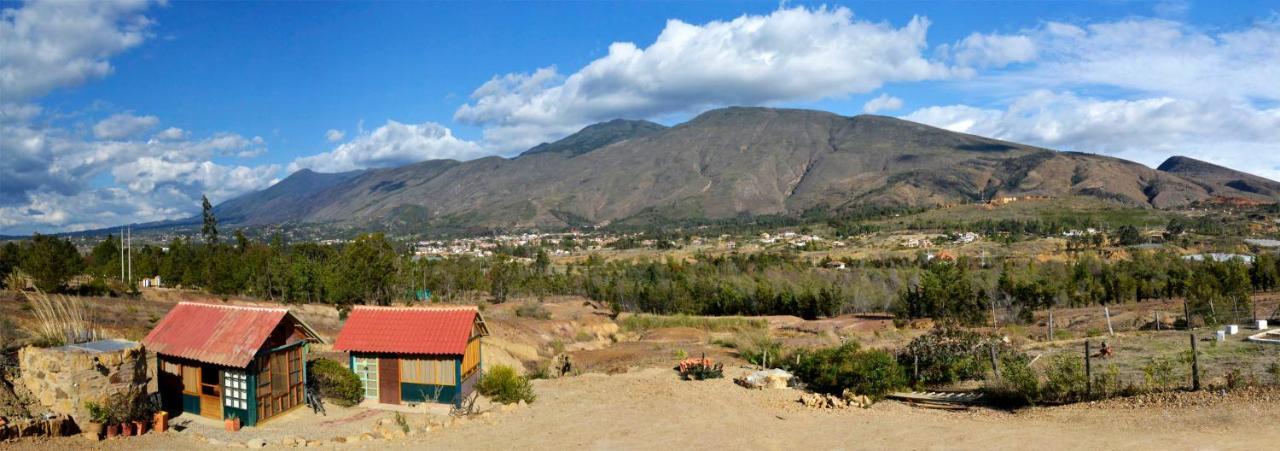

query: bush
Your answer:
[984,352,1039,405]
[788,342,906,400]
[1040,354,1088,403]
[1141,356,1179,392]
[515,301,551,320]
[899,325,1005,385]
[1268,359,1280,385]
[308,358,363,407]
[476,365,536,404]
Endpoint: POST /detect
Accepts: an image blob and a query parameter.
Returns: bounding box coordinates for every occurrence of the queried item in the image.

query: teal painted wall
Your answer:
[181,394,200,415]
[400,382,457,404]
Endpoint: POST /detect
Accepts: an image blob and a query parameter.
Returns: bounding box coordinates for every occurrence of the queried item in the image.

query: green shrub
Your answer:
[515,301,551,320]
[788,342,906,400]
[1040,354,1088,403]
[984,352,1040,405]
[477,365,536,404]
[1141,356,1179,392]
[308,358,363,407]
[899,325,1005,385]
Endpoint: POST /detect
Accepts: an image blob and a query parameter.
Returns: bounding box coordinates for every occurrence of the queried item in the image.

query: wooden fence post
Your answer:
[1048,308,1055,341]
[1105,307,1114,336]
[1189,333,1201,391]
[989,344,1000,383]
[1183,299,1191,331]
[1085,341,1093,397]
[1154,310,1160,331]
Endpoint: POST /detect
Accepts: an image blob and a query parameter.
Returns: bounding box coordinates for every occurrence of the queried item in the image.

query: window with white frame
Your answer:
[353,356,378,399]
[224,370,248,410]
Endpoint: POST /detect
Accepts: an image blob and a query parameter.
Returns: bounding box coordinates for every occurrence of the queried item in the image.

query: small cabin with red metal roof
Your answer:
[142,302,323,426]
[333,305,488,407]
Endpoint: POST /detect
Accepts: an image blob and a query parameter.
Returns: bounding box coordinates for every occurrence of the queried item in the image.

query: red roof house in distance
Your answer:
[334,305,488,407]
[142,302,323,426]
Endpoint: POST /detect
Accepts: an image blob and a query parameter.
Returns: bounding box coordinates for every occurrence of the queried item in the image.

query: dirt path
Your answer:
[10,365,1279,450]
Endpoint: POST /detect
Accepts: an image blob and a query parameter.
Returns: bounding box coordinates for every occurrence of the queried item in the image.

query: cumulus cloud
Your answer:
[948,32,1037,68]
[0,109,280,234]
[289,120,483,173]
[862,94,904,114]
[93,112,159,139]
[154,127,186,140]
[983,17,1280,102]
[455,6,952,150]
[904,90,1280,180]
[0,0,155,101]
[325,129,345,142]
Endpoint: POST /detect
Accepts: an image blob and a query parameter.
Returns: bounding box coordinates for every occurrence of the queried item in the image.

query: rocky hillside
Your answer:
[213,107,1280,230]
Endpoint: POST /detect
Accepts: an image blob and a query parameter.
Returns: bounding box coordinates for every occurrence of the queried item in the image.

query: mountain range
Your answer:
[211,106,1280,231]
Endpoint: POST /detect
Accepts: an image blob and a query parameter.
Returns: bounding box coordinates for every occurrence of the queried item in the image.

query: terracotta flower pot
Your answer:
[106,423,119,438]
[224,418,241,432]
[153,411,169,433]
[133,420,146,435]
[121,422,133,436]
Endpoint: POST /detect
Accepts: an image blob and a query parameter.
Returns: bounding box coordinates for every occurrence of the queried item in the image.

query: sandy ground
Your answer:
[12,365,1279,451]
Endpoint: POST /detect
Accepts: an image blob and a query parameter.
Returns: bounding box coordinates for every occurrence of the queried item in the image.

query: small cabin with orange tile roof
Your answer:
[333,305,488,406]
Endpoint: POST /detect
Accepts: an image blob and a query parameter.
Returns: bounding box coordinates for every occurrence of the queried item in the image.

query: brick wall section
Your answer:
[17,343,148,424]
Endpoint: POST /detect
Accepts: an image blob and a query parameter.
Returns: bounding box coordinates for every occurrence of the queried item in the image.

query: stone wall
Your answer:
[17,342,148,424]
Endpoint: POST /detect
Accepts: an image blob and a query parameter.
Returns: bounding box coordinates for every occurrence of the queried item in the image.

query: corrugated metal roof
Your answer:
[333,306,486,355]
[142,302,321,368]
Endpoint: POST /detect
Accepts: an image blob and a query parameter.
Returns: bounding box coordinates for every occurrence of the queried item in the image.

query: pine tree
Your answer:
[201,194,218,245]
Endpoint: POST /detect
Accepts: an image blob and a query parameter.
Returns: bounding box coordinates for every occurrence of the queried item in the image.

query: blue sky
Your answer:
[2,0,1279,234]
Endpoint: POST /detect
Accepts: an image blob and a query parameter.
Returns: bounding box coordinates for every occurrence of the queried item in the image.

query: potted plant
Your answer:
[82,401,108,440]
[120,420,133,436]
[224,413,241,432]
[105,422,120,439]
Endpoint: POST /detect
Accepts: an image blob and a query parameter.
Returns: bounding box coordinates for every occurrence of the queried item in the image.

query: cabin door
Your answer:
[198,366,222,419]
[378,357,400,404]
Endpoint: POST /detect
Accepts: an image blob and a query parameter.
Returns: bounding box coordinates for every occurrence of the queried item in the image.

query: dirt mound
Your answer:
[640,327,707,343]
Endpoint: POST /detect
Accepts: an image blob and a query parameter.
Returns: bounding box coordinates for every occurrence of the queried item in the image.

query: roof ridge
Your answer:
[351,304,478,311]
[175,301,289,312]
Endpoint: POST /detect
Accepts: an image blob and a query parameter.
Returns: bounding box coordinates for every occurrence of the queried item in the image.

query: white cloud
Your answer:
[289,120,483,173]
[455,5,952,150]
[325,129,345,142]
[0,0,155,100]
[93,112,159,139]
[154,127,187,140]
[949,32,1037,68]
[983,17,1280,102]
[904,90,1280,180]
[1,109,280,234]
[862,94,904,114]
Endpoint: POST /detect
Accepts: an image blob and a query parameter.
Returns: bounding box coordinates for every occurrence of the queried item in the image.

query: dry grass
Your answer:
[23,290,101,346]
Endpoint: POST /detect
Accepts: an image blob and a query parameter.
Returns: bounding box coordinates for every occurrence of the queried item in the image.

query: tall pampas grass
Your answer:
[23,290,100,346]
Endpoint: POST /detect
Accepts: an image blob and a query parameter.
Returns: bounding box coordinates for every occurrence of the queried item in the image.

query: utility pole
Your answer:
[120,227,125,281]
[127,226,132,288]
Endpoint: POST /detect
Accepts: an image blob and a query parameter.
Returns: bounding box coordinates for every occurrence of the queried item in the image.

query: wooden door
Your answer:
[198,366,222,419]
[378,357,400,404]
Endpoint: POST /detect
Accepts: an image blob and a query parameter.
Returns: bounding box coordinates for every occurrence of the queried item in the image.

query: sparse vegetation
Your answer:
[619,314,766,333]
[24,290,98,347]
[476,365,536,404]
[515,301,552,320]
[713,331,781,367]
